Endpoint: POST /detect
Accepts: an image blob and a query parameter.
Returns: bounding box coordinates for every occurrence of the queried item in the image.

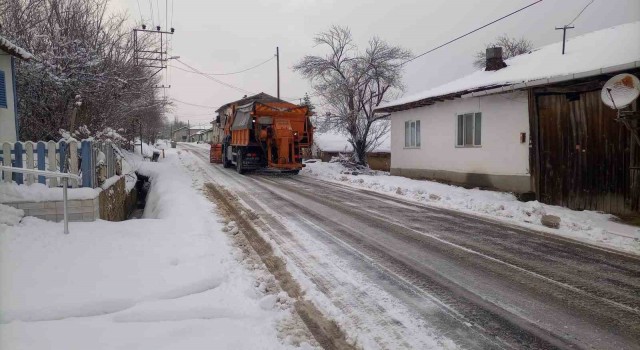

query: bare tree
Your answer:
[473,34,532,69]
[294,26,411,165]
[0,0,168,144]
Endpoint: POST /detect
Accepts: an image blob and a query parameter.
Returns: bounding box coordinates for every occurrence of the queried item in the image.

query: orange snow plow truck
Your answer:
[211,93,313,174]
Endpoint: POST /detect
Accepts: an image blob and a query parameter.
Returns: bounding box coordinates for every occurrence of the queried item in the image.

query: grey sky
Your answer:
[110,0,640,127]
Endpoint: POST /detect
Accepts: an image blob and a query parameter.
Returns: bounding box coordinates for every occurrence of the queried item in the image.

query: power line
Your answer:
[399,0,543,66]
[148,0,153,25]
[174,59,255,94]
[171,97,216,109]
[170,0,174,28]
[136,0,144,24]
[174,56,275,76]
[568,0,596,26]
[156,0,161,26]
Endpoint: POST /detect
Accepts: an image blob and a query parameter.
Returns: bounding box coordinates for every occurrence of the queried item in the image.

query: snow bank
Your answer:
[133,138,160,158]
[0,149,312,349]
[0,203,23,227]
[0,182,99,202]
[302,161,640,255]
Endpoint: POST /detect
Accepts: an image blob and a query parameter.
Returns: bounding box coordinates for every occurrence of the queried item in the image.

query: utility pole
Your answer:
[555,25,574,55]
[276,47,280,99]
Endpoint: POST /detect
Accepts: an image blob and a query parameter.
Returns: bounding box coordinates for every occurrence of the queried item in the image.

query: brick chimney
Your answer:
[485,47,507,71]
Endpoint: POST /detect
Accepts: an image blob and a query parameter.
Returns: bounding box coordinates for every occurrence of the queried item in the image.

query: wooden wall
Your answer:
[530,77,640,215]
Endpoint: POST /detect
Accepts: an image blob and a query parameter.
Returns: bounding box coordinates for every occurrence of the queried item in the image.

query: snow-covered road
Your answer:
[181,144,640,350]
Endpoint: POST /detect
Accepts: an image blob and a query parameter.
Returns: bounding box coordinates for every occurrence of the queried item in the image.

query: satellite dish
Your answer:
[601,73,640,110]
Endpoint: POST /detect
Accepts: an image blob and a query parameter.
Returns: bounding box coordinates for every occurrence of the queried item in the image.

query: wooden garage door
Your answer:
[536,90,638,214]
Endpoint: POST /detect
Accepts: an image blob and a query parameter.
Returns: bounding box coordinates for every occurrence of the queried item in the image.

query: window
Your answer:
[0,70,7,109]
[456,112,481,146]
[404,120,420,148]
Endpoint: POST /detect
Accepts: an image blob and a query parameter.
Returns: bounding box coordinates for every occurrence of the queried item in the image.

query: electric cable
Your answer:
[173,59,255,94]
[399,0,543,66]
[136,0,144,24]
[174,56,275,76]
[567,0,596,26]
[171,98,216,109]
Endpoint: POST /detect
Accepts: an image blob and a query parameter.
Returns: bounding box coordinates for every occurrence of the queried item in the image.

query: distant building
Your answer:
[311,130,391,171]
[0,35,32,142]
[172,127,205,142]
[376,22,640,215]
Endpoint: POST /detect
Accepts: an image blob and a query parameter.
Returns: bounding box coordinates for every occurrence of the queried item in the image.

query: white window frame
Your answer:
[404,120,421,148]
[455,112,482,147]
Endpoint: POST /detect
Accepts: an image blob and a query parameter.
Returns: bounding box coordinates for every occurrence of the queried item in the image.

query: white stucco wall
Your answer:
[0,49,17,142]
[390,91,530,176]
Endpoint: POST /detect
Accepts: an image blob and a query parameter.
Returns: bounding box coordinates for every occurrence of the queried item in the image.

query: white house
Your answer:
[376,22,640,214]
[0,35,32,142]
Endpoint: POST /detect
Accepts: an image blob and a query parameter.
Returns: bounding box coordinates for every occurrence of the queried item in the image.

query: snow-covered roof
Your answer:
[314,130,390,153]
[314,131,352,153]
[377,21,640,113]
[0,35,33,60]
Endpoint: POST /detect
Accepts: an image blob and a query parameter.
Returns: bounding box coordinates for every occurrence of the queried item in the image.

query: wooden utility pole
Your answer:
[276,47,280,99]
[555,25,574,55]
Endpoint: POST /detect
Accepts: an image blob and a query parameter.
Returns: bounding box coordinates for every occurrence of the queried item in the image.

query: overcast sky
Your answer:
[110,0,640,127]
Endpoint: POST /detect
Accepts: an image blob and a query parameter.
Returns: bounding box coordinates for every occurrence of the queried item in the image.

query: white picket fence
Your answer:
[0,139,118,188]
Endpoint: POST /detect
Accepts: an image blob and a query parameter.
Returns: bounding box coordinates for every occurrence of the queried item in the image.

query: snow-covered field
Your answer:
[302,161,640,255]
[0,149,315,350]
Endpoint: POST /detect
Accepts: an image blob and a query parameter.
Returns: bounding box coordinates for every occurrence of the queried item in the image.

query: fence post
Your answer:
[25,141,35,185]
[69,140,78,188]
[59,140,67,174]
[81,140,93,188]
[37,141,46,184]
[1,142,11,182]
[13,142,23,184]
[47,140,58,187]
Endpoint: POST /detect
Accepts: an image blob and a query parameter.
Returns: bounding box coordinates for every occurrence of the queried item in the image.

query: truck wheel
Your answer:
[236,151,245,174]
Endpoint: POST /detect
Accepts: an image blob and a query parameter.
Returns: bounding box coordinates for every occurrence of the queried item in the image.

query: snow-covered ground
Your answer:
[0,149,315,350]
[302,161,640,255]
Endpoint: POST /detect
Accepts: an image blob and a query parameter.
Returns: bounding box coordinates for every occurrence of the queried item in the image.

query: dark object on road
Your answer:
[170,141,176,148]
[541,214,561,228]
[151,151,160,162]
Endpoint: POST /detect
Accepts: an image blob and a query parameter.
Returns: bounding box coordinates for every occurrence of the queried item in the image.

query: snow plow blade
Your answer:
[254,167,303,175]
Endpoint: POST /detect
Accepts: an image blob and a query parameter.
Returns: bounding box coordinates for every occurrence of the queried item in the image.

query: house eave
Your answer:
[463,60,640,98]
[376,60,640,114]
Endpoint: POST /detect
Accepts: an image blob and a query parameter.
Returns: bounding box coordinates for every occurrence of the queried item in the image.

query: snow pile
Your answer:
[0,182,99,202]
[0,149,312,349]
[302,161,640,255]
[0,204,23,228]
[133,138,160,158]
[381,21,640,109]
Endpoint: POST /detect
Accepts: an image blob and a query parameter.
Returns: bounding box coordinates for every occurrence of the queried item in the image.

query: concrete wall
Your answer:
[4,176,135,222]
[0,49,17,142]
[99,176,136,221]
[7,197,100,222]
[390,91,531,193]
